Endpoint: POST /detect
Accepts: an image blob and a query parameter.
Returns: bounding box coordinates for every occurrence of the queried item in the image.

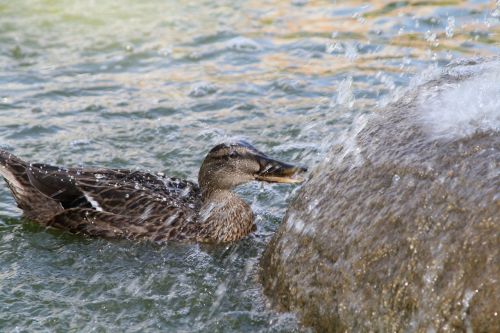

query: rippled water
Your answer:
[0,0,498,331]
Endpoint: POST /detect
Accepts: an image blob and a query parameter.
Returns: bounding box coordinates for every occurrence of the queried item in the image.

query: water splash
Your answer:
[445,17,455,38]
[189,82,219,98]
[418,63,500,140]
[334,76,355,109]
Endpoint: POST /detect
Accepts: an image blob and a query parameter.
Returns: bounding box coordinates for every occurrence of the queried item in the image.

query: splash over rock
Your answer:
[261,58,499,332]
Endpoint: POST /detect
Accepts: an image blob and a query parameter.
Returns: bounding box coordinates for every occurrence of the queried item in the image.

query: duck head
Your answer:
[198,141,307,196]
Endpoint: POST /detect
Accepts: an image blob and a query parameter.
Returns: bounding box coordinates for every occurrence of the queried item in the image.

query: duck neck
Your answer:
[197,189,254,243]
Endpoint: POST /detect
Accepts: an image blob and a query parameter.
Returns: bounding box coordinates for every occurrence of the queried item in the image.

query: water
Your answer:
[0,0,498,331]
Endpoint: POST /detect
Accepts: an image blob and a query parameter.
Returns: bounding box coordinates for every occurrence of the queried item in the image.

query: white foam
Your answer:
[418,65,500,140]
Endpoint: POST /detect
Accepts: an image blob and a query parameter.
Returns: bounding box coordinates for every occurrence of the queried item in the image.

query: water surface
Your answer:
[0,0,498,331]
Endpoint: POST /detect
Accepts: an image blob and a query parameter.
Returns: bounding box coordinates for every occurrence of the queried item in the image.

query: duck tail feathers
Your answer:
[0,149,28,181]
[0,149,32,203]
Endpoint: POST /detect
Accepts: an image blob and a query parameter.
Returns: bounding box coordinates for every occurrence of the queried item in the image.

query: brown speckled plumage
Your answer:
[0,142,305,243]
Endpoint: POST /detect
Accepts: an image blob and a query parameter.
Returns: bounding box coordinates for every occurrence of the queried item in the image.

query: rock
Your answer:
[261,58,500,332]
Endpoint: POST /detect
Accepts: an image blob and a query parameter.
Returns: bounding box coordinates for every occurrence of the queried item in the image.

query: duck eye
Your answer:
[229,151,239,159]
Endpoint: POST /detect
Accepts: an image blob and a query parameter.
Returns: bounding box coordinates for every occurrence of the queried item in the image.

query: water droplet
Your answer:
[446,17,455,38]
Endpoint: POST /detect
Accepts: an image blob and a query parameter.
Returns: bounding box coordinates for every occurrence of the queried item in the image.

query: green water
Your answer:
[0,0,498,331]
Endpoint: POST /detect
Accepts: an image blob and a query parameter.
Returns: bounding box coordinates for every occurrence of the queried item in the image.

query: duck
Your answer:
[0,141,306,243]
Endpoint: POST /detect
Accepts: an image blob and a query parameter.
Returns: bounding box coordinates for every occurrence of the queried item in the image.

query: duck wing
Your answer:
[27,163,91,209]
[22,164,201,242]
[48,208,195,242]
[27,163,201,226]
[1,151,203,241]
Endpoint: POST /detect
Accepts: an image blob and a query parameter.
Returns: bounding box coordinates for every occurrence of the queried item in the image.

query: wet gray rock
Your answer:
[261,58,500,332]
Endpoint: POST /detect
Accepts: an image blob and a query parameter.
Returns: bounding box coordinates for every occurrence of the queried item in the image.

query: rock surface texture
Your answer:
[261,58,499,332]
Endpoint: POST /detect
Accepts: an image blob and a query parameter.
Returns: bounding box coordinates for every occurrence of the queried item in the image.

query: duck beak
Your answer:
[254,155,307,184]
